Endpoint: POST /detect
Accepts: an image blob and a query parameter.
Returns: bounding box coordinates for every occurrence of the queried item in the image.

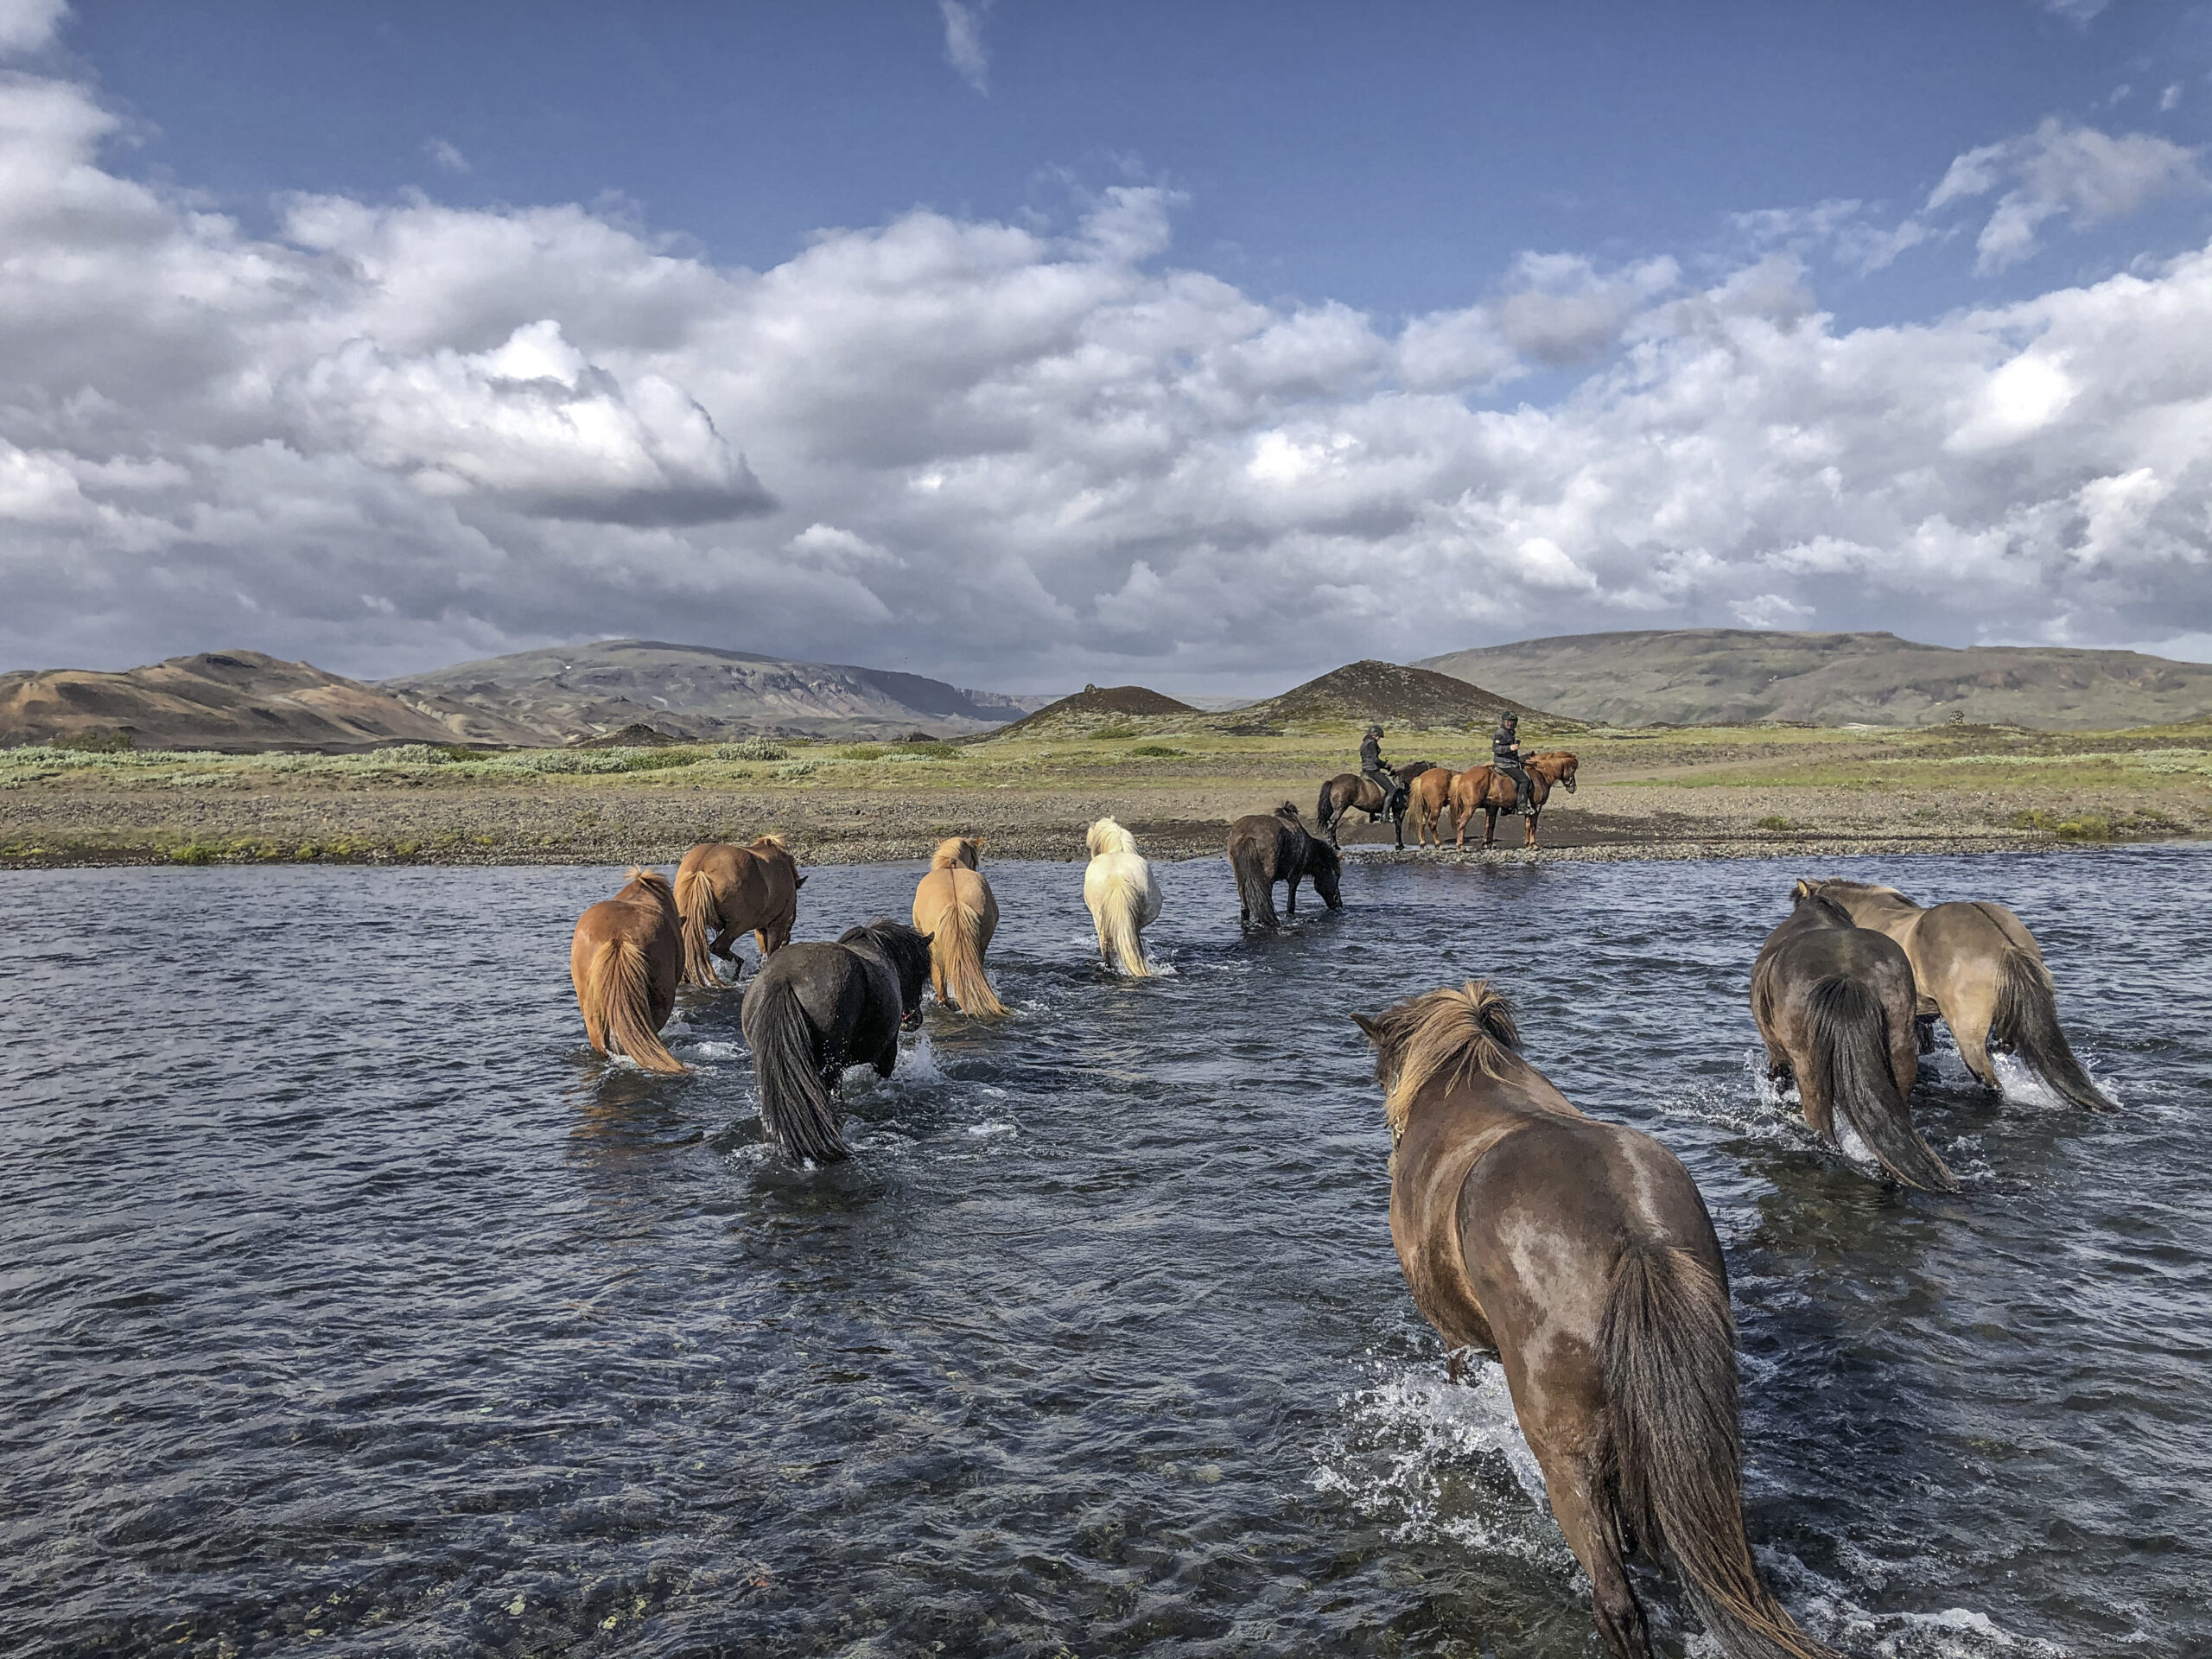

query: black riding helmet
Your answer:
[1365,723,1383,737]
[1501,711,1518,728]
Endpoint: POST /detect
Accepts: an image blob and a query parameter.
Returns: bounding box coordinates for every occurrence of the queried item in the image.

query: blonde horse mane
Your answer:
[1360,980,1523,1136]
[751,832,789,852]
[929,836,982,870]
[1086,817,1138,857]
[626,867,674,897]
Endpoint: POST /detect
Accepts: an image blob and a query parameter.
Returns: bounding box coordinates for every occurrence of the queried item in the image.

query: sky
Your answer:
[3,0,2212,693]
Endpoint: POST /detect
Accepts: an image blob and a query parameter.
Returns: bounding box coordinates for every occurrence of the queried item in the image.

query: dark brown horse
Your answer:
[1752,882,1957,1191]
[1355,982,1841,1659]
[1449,751,1579,849]
[1226,803,1342,927]
[1315,761,1435,849]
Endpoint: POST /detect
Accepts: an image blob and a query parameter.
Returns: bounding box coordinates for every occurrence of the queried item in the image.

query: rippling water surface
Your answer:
[2,847,2207,1657]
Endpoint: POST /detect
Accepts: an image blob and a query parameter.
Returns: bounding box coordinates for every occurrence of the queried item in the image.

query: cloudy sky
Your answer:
[4,0,2212,693]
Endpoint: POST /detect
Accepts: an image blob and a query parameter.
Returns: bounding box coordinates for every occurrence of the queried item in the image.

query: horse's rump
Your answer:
[1084,849,1158,976]
[578,932,687,1074]
[741,949,853,1161]
[1992,945,2113,1109]
[916,865,1006,1015]
[1804,975,1956,1191]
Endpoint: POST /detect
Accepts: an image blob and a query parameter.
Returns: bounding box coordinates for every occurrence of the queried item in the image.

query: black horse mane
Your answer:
[841,918,933,980]
[1790,887,1857,928]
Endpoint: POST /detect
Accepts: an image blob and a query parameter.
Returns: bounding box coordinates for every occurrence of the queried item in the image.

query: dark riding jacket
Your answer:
[1492,724,1522,764]
[1360,733,1384,772]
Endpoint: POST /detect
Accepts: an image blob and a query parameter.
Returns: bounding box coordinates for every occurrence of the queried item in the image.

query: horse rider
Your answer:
[1360,723,1405,818]
[1492,711,1535,814]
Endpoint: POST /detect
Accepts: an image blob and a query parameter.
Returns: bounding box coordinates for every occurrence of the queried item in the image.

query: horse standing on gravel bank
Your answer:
[673,835,804,988]
[569,868,688,1074]
[1355,982,1844,1659]
[1083,817,1163,976]
[741,920,934,1163]
[1753,882,1957,1191]
[1404,765,1458,849]
[1315,761,1434,849]
[1449,751,1579,849]
[1808,878,2114,1109]
[912,837,1007,1015]
[1226,804,1341,928]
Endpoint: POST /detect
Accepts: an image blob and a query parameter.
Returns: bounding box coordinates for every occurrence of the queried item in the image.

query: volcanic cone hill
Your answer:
[1204,659,1560,733]
[981,683,1199,741]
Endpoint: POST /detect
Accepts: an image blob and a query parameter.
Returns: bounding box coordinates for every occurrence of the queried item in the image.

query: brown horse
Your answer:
[569,868,687,1074]
[1752,882,1957,1191]
[1355,982,1841,1659]
[673,834,805,988]
[912,836,1006,1015]
[1315,761,1433,849]
[1449,750,1579,849]
[1808,878,2113,1109]
[1404,765,1458,849]
[1226,803,1342,927]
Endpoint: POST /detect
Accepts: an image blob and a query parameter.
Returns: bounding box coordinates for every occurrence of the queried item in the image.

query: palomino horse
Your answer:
[741,919,933,1163]
[1752,883,1957,1191]
[1315,761,1434,849]
[1226,804,1341,928]
[1808,878,2113,1109]
[1449,751,1579,849]
[673,834,804,988]
[1355,982,1841,1659]
[1083,817,1164,976]
[912,836,1007,1015]
[569,868,687,1074]
[1404,765,1458,849]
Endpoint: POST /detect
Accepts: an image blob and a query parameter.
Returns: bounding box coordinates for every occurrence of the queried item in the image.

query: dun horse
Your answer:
[912,836,1007,1015]
[1809,878,2113,1109]
[741,919,934,1163]
[1752,882,1957,1191]
[673,834,804,988]
[1226,804,1342,928]
[569,868,688,1074]
[1315,761,1433,849]
[1083,817,1164,976]
[1404,765,1458,849]
[1356,982,1841,1659]
[1449,751,1579,849]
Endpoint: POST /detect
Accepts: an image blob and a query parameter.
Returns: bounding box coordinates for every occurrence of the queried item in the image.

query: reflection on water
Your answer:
[0,847,2204,1656]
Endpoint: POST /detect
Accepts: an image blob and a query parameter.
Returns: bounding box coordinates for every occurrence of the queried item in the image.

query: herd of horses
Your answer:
[1317,750,1580,850]
[564,810,2113,1659]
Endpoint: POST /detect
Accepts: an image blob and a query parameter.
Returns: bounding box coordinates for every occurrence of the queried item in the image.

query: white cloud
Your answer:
[1926,117,2206,271]
[2038,0,2109,23]
[424,137,470,175]
[0,0,67,54]
[3,62,2212,690]
[939,0,991,93]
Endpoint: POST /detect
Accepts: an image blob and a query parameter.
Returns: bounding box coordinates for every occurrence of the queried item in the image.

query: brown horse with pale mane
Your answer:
[912,836,1007,1016]
[1449,750,1579,849]
[1355,982,1842,1659]
[673,834,805,988]
[1405,765,1458,849]
[569,868,688,1074]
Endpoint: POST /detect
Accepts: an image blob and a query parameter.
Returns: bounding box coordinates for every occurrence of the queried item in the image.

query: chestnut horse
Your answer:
[1405,765,1458,849]
[912,836,1007,1015]
[1449,750,1579,849]
[569,868,687,1074]
[673,834,805,988]
[1315,761,1434,849]
[1355,982,1841,1659]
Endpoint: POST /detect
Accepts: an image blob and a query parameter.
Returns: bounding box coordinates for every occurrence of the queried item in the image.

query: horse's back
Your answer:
[746,940,869,1040]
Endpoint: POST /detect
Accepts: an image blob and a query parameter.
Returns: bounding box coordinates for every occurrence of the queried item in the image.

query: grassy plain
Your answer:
[2,717,2208,871]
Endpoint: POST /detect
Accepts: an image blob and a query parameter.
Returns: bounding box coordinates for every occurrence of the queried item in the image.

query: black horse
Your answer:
[1227,804,1343,928]
[1315,760,1434,849]
[741,918,934,1163]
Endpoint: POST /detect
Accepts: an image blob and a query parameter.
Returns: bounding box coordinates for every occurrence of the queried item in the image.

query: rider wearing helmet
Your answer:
[1492,711,1535,814]
[1360,723,1402,819]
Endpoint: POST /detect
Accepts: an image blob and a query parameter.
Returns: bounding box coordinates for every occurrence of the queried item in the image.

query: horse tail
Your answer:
[674,866,722,988]
[1806,976,1956,1192]
[932,890,1007,1016]
[1233,845,1278,929]
[1603,1245,1841,1659]
[1991,947,2113,1110]
[1315,780,1336,836]
[1100,873,1152,977]
[585,937,688,1075]
[743,971,846,1162]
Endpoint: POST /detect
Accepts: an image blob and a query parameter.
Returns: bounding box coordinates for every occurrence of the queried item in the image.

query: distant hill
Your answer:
[0,651,536,750]
[1211,659,1553,731]
[383,639,1053,741]
[985,683,1199,740]
[1416,630,2212,731]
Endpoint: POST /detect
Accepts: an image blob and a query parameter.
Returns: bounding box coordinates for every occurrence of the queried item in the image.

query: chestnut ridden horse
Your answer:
[673,834,804,988]
[1449,751,1579,849]
[569,868,688,1074]
[1355,982,1842,1659]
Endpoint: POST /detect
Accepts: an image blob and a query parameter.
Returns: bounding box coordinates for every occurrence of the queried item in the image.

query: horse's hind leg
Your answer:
[1544,1459,1650,1659]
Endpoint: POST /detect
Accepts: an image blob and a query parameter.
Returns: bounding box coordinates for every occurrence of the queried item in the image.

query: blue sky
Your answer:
[5,0,2212,690]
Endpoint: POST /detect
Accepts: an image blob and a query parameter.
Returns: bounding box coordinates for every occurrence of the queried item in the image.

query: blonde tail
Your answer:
[589,937,689,1073]
[934,897,1007,1016]
[1101,884,1152,977]
[674,868,723,988]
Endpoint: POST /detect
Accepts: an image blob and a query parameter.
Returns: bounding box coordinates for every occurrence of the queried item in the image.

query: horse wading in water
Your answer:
[912,836,1007,1015]
[1752,882,1957,1191]
[1449,751,1579,849]
[1808,878,2113,1109]
[672,834,804,988]
[1356,982,1844,1659]
[1226,804,1341,927]
[1083,817,1164,976]
[569,868,688,1074]
[741,919,933,1163]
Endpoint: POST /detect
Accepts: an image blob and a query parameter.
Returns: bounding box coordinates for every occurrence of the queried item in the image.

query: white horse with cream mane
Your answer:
[1083,817,1164,976]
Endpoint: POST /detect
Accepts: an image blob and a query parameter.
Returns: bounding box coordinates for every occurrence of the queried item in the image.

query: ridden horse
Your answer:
[569,868,688,1074]
[1808,879,2113,1109]
[1226,804,1342,928]
[1752,883,1957,1191]
[673,834,805,988]
[1315,761,1435,849]
[1355,982,1842,1659]
[741,919,934,1163]
[912,836,1007,1015]
[1449,751,1579,849]
[1404,765,1458,849]
[1083,817,1164,976]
